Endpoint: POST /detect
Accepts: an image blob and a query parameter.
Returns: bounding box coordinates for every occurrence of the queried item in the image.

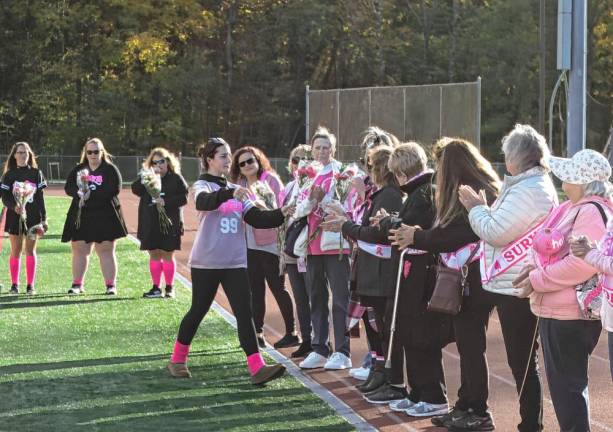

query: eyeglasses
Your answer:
[238,158,256,168]
[87,150,100,155]
[151,159,166,165]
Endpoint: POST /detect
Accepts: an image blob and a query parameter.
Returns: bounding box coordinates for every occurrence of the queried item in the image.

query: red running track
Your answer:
[49,187,613,431]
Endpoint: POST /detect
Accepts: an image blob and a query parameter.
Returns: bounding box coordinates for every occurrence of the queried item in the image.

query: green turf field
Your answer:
[0,197,353,432]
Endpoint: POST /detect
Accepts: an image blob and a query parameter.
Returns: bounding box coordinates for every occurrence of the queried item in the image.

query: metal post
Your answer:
[567,0,587,156]
[305,85,310,145]
[538,0,546,134]
[476,77,482,149]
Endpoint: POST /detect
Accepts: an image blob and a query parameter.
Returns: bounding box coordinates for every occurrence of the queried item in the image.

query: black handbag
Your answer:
[283,217,308,258]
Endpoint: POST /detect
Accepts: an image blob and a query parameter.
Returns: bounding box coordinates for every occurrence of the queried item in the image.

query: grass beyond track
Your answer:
[0,197,353,432]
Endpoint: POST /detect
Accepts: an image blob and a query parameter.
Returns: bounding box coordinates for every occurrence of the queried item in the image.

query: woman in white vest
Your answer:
[458,124,558,432]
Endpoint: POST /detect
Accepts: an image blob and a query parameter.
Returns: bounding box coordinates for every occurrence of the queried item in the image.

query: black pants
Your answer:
[454,290,543,431]
[374,290,447,404]
[177,268,258,356]
[286,263,311,341]
[359,295,385,358]
[540,318,602,432]
[247,249,295,335]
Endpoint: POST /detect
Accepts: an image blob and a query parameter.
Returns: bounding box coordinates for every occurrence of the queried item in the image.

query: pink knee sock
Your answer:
[162,260,176,286]
[149,259,163,286]
[247,352,266,376]
[9,257,20,285]
[26,255,36,286]
[170,341,190,364]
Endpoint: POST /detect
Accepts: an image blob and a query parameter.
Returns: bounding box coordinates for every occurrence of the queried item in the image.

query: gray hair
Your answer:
[361,126,399,149]
[583,180,613,200]
[310,126,337,153]
[501,124,550,172]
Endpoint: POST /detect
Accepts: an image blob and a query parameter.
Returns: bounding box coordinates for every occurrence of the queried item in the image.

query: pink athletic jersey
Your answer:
[188,179,255,269]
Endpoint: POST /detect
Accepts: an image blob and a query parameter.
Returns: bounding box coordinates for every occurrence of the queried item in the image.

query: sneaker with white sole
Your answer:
[406,401,449,417]
[349,366,370,381]
[389,398,417,412]
[324,352,352,370]
[299,351,328,369]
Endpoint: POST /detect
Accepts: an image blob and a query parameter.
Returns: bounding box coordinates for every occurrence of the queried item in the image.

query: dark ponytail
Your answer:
[198,137,229,170]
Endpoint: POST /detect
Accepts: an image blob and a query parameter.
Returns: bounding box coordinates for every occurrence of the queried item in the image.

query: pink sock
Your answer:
[73,279,83,286]
[9,257,20,285]
[162,260,176,286]
[149,259,163,286]
[170,341,190,363]
[26,255,36,285]
[105,279,115,287]
[247,352,266,376]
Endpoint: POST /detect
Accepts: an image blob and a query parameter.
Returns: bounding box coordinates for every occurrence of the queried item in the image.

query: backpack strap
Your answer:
[572,201,609,226]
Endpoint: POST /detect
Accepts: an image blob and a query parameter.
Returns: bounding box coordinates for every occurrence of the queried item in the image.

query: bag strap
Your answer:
[572,201,609,225]
[462,244,481,268]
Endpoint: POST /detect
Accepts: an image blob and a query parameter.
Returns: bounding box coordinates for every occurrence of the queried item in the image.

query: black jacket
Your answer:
[131,171,189,242]
[342,185,403,298]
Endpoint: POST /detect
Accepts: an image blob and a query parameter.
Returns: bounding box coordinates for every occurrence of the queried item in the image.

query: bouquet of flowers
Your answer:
[140,167,173,234]
[333,163,360,204]
[75,168,90,229]
[27,223,45,240]
[295,160,321,191]
[250,181,277,210]
[12,181,37,235]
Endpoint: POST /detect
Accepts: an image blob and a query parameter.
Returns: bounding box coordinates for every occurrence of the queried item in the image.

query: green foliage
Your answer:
[0,0,610,158]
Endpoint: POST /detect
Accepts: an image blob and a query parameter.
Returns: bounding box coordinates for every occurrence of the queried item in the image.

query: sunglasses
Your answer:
[291,156,313,165]
[238,158,256,168]
[151,159,166,165]
[87,150,100,155]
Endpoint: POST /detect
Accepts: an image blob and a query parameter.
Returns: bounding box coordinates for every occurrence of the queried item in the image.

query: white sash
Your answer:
[440,242,481,270]
[479,220,544,285]
[357,240,391,259]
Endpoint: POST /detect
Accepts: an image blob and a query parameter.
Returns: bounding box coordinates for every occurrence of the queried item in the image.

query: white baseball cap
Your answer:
[550,149,611,185]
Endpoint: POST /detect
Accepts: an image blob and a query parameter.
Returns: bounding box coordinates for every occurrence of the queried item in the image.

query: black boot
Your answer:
[291,339,312,358]
[357,368,386,393]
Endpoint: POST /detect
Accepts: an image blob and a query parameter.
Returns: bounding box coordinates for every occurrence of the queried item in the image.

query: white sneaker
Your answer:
[405,401,449,417]
[349,366,370,381]
[299,352,328,369]
[324,352,352,370]
[389,398,417,412]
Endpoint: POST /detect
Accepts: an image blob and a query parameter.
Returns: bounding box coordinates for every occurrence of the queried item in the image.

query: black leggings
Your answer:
[177,267,258,356]
[247,249,295,334]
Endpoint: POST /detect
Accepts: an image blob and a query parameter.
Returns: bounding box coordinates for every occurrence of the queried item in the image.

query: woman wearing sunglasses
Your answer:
[132,148,188,299]
[62,138,128,295]
[0,142,48,295]
[230,146,298,350]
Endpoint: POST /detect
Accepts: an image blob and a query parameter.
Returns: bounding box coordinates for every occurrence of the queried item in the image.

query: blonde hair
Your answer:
[3,142,38,175]
[310,126,337,153]
[288,144,311,171]
[144,147,181,174]
[79,138,114,164]
[388,142,428,180]
[433,138,500,227]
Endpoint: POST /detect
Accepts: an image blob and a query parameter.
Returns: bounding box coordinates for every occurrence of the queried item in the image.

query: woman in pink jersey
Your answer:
[167,137,293,385]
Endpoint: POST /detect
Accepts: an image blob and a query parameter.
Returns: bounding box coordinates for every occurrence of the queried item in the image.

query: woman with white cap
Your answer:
[513,148,613,432]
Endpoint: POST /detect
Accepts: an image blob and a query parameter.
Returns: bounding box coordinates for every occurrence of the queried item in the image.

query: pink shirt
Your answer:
[529,196,612,320]
[584,229,613,331]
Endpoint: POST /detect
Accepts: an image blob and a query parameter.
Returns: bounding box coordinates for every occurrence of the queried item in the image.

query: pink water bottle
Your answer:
[532,228,565,257]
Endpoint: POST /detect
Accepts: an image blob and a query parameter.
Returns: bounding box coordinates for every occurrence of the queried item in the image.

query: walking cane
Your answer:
[385,248,409,369]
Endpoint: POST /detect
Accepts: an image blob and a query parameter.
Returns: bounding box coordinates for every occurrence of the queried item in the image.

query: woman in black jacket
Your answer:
[132,147,188,298]
[0,142,48,295]
[390,138,500,430]
[62,138,128,295]
[132,148,188,299]
[322,146,402,393]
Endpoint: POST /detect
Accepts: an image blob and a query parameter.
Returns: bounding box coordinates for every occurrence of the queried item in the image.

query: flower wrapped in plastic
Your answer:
[250,180,277,210]
[12,181,37,235]
[75,168,90,229]
[140,167,173,234]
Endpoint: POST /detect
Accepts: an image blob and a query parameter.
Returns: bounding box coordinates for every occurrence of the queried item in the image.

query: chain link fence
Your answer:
[306,79,481,161]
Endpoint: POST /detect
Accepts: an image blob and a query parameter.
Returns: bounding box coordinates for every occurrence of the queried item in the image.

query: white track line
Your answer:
[126,234,376,432]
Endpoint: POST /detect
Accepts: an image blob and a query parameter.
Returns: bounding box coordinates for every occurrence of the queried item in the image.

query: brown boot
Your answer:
[250,364,286,385]
[167,361,192,378]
